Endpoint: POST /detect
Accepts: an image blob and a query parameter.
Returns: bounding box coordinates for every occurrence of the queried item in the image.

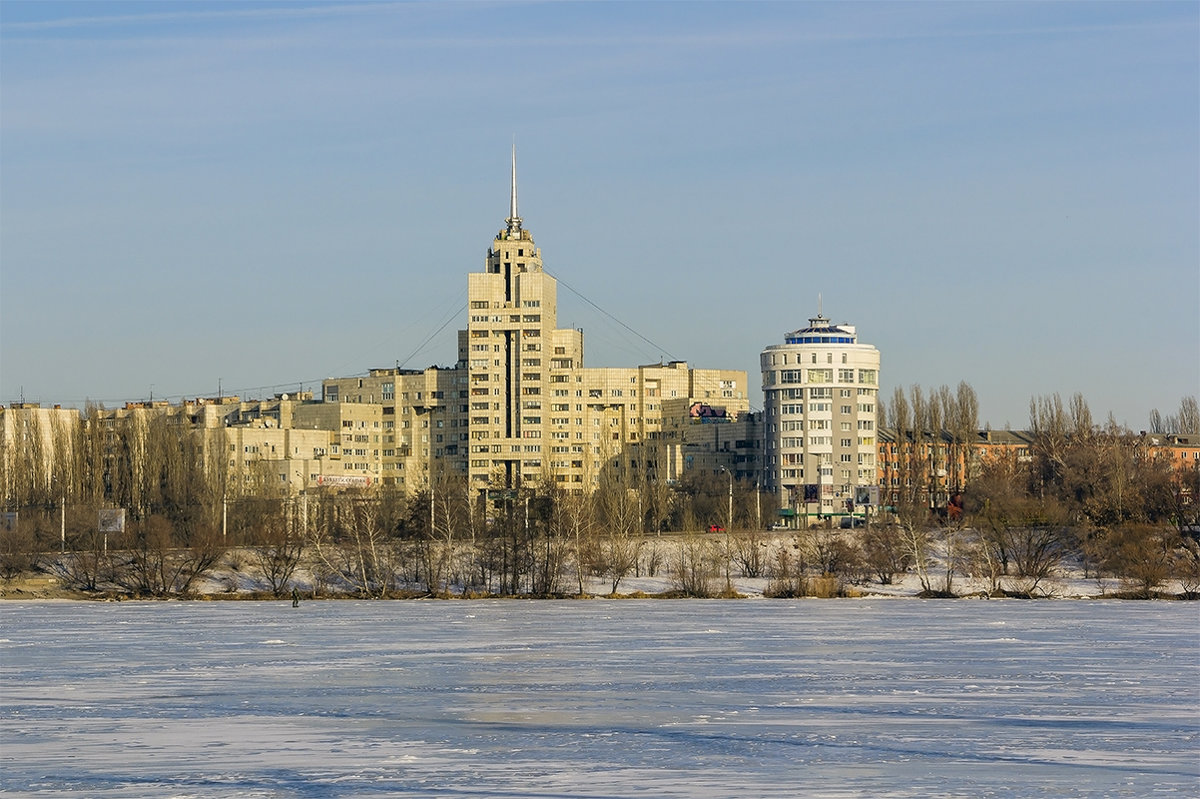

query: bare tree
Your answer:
[592,460,643,594]
[552,486,594,595]
[672,532,720,597]
[860,524,911,585]
[248,498,304,597]
[306,491,398,598]
[732,530,769,578]
[1101,524,1177,597]
[764,540,808,598]
[0,519,38,579]
[1177,396,1200,435]
[114,514,223,596]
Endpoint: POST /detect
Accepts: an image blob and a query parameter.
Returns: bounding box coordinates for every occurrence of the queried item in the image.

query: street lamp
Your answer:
[719,466,733,593]
[718,466,733,532]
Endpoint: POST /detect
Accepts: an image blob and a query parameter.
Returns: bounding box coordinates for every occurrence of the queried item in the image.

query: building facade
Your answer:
[760,314,880,522]
[322,152,749,496]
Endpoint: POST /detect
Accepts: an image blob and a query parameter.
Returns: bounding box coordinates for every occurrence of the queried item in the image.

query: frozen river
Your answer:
[2,599,1197,798]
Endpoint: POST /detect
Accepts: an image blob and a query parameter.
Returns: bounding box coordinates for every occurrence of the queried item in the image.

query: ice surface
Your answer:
[2,600,1197,798]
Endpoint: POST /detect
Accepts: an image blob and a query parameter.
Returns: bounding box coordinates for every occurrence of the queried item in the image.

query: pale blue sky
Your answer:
[2,1,1196,428]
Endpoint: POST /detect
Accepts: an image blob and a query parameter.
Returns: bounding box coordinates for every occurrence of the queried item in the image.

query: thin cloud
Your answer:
[1,2,409,33]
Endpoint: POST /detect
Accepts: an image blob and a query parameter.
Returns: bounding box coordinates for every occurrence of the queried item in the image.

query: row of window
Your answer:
[768,349,863,364]
[769,368,878,386]
[470,299,542,309]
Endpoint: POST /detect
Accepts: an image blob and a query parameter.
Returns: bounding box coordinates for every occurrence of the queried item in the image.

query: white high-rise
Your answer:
[760,314,880,522]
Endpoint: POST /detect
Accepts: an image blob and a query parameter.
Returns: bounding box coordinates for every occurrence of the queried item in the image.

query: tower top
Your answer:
[505,143,522,237]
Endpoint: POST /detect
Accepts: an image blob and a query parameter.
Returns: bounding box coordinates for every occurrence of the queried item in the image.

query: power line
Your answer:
[397,297,467,370]
[15,270,683,408]
[547,269,679,363]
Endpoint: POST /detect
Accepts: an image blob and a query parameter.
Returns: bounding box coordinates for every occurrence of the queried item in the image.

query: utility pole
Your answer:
[719,466,733,593]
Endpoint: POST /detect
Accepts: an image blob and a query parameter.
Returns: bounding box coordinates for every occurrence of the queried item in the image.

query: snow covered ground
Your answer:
[2,600,1197,798]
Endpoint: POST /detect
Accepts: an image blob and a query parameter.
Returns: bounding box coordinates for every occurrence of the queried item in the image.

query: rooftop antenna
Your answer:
[818,293,823,317]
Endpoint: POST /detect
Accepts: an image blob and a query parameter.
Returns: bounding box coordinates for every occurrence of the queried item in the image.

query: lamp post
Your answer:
[52,474,65,553]
[719,466,733,593]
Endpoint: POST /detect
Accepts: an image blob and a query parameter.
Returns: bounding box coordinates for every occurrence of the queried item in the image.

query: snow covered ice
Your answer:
[2,600,1197,798]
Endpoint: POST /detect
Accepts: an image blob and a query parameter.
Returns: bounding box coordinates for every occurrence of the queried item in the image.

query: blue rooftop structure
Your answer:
[783,314,856,345]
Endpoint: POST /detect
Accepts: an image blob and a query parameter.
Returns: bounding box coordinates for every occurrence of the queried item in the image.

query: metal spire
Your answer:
[506,142,522,236]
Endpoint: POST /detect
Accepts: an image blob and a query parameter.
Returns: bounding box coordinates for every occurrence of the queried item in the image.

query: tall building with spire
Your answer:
[323,150,749,495]
[459,145,585,489]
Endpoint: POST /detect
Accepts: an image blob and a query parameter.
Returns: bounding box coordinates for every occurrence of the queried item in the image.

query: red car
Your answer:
[708,524,725,532]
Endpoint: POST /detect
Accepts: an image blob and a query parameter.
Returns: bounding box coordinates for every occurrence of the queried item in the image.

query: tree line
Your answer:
[879,389,1198,597]
[2,393,1197,598]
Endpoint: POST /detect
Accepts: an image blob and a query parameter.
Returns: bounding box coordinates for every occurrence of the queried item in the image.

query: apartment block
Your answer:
[324,152,748,495]
[761,313,881,520]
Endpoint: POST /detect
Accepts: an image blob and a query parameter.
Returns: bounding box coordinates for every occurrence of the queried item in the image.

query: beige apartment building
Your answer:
[0,403,83,505]
[93,395,385,497]
[324,153,749,495]
[5,156,749,505]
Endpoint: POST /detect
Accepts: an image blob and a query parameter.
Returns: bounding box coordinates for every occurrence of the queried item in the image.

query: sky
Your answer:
[2,1,1197,429]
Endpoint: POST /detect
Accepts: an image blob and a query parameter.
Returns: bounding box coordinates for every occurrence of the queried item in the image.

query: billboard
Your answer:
[854,486,880,507]
[316,475,373,488]
[98,509,126,533]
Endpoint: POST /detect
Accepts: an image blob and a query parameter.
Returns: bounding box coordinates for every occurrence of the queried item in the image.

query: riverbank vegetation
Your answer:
[2,393,1197,600]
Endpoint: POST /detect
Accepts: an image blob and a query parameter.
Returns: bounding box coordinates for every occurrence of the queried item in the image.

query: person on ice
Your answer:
[291,588,300,608]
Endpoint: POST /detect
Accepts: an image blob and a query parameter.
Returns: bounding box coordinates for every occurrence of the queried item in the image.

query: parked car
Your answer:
[708,524,725,533]
[838,516,865,529]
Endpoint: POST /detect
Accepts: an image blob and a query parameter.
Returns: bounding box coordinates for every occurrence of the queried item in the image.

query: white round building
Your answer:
[760,314,880,526]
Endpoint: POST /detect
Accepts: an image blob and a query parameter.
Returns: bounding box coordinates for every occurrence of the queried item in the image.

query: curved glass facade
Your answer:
[785,335,855,344]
